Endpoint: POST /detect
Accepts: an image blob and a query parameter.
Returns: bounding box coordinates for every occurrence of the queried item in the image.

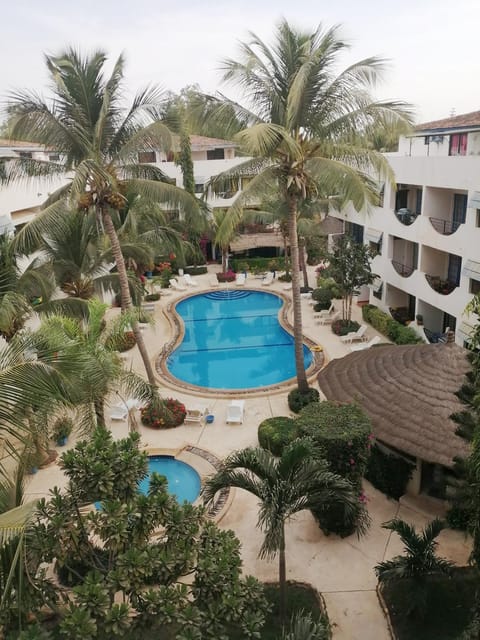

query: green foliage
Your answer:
[287,387,320,413]
[296,402,372,490]
[28,428,268,638]
[365,445,414,500]
[375,518,453,618]
[311,288,332,310]
[362,305,421,345]
[107,330,136,352]
[278,273,292,282]
[144,293,160,302]
[258,417,298,456]
[315,276,341,300]
[51,415,74,442]
[312,495,370,538]
[230,257,286,273]
[331,319,360,336]
[184,265,207,275]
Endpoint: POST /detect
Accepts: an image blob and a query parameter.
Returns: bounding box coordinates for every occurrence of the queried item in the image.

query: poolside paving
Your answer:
[24,265,472,639]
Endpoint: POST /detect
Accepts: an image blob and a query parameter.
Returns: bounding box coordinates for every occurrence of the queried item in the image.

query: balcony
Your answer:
[391,260,416,277]
[394,208,419,226]
[425,275,458,295]
[428,217,463,235]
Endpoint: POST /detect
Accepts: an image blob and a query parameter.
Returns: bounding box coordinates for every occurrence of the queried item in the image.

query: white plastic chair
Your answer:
[226,400,245,424]
[183,274,199,287]
[184,406,208,423]
[261,273,274,286]
[316,311,340,326]
[235,273,246,286]
[109,405,128,421]
[314,302,334,317]
[350,335,382,352]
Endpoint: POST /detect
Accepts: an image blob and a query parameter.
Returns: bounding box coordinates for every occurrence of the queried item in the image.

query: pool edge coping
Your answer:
[153,287,325,398]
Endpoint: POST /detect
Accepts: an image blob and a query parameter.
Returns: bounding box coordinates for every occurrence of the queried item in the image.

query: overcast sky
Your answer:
[3,0,478,124]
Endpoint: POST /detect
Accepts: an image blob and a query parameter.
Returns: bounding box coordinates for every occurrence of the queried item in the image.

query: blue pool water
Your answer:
[139,456,201,503]
[167,290,313,389]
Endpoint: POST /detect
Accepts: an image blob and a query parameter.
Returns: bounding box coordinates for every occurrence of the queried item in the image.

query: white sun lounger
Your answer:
[109,404,128,421]
[235,273,246,286]
[183,273,199,287]
[226,400,245,424]
[350,335,382,352]
[261,273,274,286]
[341,324,368,343]
[169,278,187,291]
[184,406,208,423]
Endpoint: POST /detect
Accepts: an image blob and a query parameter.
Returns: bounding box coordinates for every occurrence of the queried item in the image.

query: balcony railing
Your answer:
[391,260,416,277]
[394,208,419,226]
[425,274,458,295]
[429,217,463,235]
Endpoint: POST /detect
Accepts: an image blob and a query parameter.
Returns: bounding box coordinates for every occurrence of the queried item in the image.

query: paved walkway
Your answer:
[25,266,472,639]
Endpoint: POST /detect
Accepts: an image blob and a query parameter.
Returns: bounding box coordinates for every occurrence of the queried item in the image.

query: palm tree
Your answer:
[3,49,199,385]
[375,518,453,616]
[202,439,357,624]
[207,20,413,392]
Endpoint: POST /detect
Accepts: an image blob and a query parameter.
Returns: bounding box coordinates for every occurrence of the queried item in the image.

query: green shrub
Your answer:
[364,444,414,499]
[230,257,286,273]
[258,417,298,456]
[141,398,186,429]
[108,331,136,352]
[316,276,341,299]
[446,503,471,530]
[331,319,360,336]
[296,401,372,490]
[312,288,333,310]
[184,265,207,275]
[362,305,421,345]
[288,387,320,413]
[312,494,370,538]
[144,293,160,302]
[278,273,292,282]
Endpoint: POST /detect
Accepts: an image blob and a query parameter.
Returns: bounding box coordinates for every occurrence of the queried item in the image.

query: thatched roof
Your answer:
[317,343,471,467]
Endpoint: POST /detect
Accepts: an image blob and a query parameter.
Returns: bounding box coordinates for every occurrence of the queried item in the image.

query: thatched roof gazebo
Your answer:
[317,342,471,468]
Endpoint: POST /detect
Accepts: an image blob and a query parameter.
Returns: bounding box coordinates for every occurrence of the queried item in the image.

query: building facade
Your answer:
[329,110,480,345]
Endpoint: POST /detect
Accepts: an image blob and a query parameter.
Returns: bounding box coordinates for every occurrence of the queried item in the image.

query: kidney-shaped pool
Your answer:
[166,290,312,390]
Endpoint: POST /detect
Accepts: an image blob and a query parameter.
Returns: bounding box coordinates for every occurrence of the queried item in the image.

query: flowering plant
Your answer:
[217,270,236,283]
[141,398,186,429]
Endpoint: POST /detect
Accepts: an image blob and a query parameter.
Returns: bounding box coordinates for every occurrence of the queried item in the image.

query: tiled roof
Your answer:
[416,110,480,132]
[0,138,46,148]
[189,135,236,148]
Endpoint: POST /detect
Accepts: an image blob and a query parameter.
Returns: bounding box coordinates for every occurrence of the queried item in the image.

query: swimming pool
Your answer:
[167,290,313,390]
[139,456,201,503]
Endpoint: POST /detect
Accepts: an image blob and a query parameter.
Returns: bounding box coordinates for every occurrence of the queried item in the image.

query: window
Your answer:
[470,279,480,295]
[194,183,204,194]
[49,153,60,162]
[395,188,408,211]
[449,133,468,156]
[138,151,156,163]
[18,151,32,158]
[415,189,422,214]
[369,241,381,256]
[477,209,480,227]
[345,221,364,244]
[206,148,225,160]
[372,284,383,300]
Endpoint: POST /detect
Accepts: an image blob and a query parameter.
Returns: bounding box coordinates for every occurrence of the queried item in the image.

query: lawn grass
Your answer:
[381,567,478,639]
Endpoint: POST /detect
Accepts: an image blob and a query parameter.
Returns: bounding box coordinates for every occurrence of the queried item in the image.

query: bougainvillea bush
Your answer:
[141,398,186,429]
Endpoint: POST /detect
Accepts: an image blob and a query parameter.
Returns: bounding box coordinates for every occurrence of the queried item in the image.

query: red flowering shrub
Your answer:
[217,270,236,283]
[141,398,186,429]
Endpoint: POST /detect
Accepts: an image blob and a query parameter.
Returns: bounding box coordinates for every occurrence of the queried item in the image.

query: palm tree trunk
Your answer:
[287,194,309,393]
[279,525,287,624]
[101,208,157,386]
[298,236,309,288]
[283,233,290,277]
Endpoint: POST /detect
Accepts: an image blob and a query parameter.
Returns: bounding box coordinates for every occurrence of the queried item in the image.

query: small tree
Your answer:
[325,235,374,322]
[28,429,268,638]
[375,518,453,617]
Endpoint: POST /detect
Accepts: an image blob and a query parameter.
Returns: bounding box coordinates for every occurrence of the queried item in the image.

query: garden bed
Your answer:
[379,568,477,639]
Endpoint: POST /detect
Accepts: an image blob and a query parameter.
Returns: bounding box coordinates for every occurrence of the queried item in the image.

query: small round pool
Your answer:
[139,455,201,503]
[167,290,313,390]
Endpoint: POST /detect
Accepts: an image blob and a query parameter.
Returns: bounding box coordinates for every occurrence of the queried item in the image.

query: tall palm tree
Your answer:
[208,20,413,392]
[375,518,452,616]
[2,49,199,384]
[202,439,357,623]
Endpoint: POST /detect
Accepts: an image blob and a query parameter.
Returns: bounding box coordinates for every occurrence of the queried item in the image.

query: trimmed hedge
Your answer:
[230,257,286,273]
[362,305,421,345]
[184,265,208,275]
[311,287,333,310]
[258,417,297,456]
[365,444,414,499]
[296,401,372,490]
[288,387,320,413]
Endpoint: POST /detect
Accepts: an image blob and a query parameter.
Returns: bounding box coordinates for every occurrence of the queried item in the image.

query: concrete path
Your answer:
[25,266,472,639]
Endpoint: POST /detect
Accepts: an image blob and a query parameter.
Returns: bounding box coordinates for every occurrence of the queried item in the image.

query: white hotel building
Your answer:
[329,110,480,345]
